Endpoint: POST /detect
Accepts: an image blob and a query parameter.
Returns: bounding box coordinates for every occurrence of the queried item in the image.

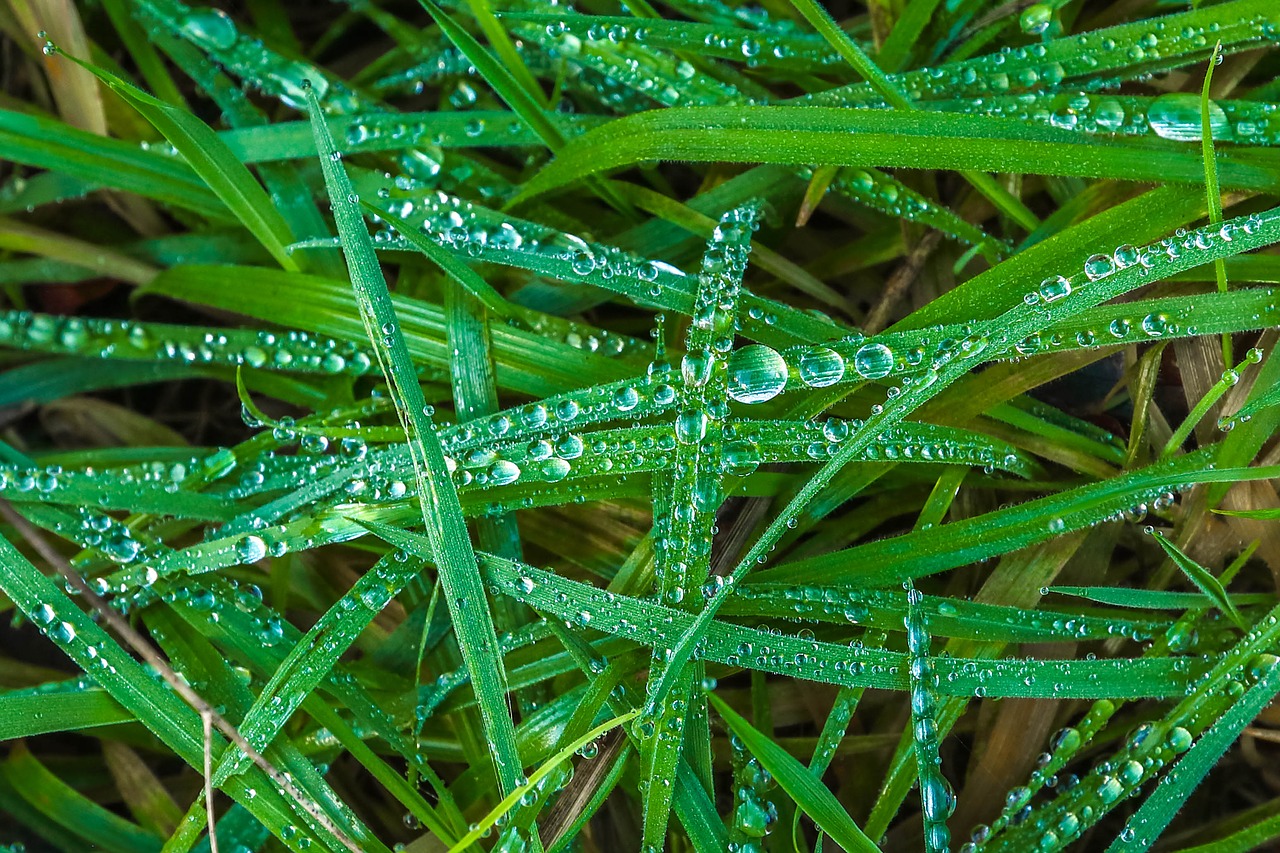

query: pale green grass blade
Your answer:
[59,52,298,271]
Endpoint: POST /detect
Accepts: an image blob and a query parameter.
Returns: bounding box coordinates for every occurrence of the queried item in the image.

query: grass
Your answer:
[0,0,1278,851]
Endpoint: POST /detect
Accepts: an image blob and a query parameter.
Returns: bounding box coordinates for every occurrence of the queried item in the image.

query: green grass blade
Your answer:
[57,52,298,271]
[708,692,879,852]
[1150,531,1247,630]
[303,82,524,797]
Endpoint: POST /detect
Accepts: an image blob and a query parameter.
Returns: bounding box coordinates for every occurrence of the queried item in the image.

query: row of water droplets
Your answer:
[512,15,755,108]
[726,734,778,851]
[907,584,956,853]
[727,584,1159,644]
[973,603,1280,851]
[138,0,354,111]
[807,6,1278,108]
[640,204,759,849]
[929,90,1279,144]
[591,206,1280,706]
[0,310,376,375]
[813,165,1008,256]
[505,11,839,70]
[490,550,1200,703]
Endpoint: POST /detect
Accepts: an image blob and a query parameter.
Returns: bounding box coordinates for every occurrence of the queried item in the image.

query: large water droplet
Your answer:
[853,342,894,380]
[1038,275,1072,302]
[1083,254,1114,281]
[725,345,788,404]
[1148,93,1230,142]
[797,346,845,387]
[183,9,238,50]
[236,535,268,563]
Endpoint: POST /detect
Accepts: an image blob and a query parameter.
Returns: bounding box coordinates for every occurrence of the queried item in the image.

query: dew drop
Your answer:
[853,342,894,380]
[725,345,788,404]
[797,346,845,387]
[1148,92,1230,142]
[235,535,268,563]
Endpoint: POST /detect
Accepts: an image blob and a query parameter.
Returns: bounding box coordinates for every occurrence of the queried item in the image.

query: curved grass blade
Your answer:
[444,709,639,853]
[56,52,298,271]
[1150,531,1247,630]
[514,107,1280,205]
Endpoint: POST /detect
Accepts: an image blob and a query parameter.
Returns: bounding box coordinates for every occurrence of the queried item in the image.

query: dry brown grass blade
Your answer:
[539,729,627,849]
[864,229,943,334]
[102,739,185,836]
[4,0,106,135]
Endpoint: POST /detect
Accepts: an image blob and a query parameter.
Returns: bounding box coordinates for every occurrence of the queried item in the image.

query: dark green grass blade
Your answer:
[304,83,524,797]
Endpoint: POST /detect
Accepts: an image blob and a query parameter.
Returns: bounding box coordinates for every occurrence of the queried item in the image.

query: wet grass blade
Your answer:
[708,692,879,852]
[304,83,525,796]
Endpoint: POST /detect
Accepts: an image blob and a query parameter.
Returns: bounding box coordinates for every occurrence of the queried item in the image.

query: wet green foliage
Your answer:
[1,0,1280,851]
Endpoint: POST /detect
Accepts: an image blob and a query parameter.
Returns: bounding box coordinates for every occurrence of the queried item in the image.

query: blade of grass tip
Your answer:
[15,0,106,135]
[1214,506,1280,519]
[100,0,187,108]
[1201,40,1231,365]
[302,81,525,797]
[797,164,837,226]
[416,0,563,148]
[787,0,1039,232]
[708,693,879,853]
[51,47,299,273]
[1107,657,1280,853]
[444,710,639,853]
[1163,346,1264,457]
[1151,530,1247,630]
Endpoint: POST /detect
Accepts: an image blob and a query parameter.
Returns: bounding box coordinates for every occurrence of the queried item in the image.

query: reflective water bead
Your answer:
[540,458,571,482]
[1148,92,1230,142]
[183,8,238,50]
[1038,275,1072,302]
[853,342,894,380]
[1094,99,1126,132]
[1020,4,1053,35]
[725,345,788,404]
[1113,244,1139,268]
[797,346,845,387]
[681,348,714,387]
[723,440,761,475]
[1141,312,1169,336]
[488,460,521,486]
[1083,253,1115,281]
[236,535,268,563]
[675,409,708,444]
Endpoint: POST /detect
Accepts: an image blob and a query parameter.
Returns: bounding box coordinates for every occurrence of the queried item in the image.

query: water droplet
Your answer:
[1148,93,1230,142]
[1038,275,1072,302]
[236,535,268,563]
[796,346,845,387]
[1141,312,1169,337]
[1083,254,1114,281]
[1020,4,1053,35]
[853,342,894,380]
[183,9,238,50]
[725,345,788,404]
